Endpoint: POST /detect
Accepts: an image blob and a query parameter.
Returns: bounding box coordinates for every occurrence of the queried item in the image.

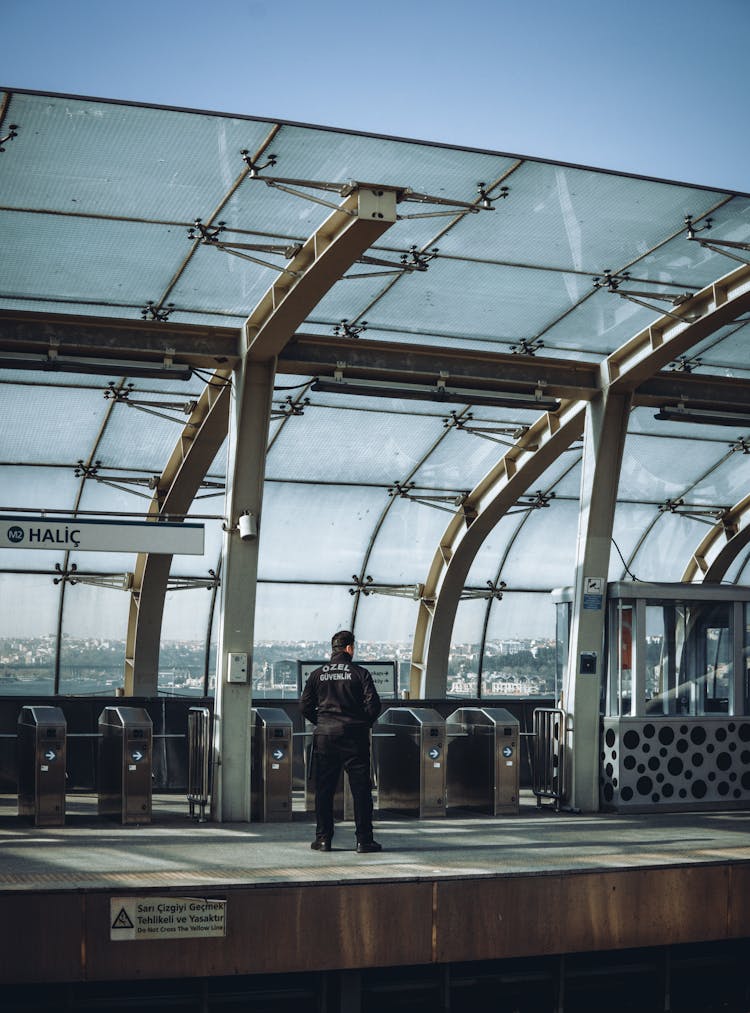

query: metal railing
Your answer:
[187,706,212,821]
[532,707,566,811]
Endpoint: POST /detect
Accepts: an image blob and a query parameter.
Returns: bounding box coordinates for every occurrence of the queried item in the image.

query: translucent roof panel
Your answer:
[95,394,199,470]
[1,92,276,221]
[77,472,152,516]
[161,587,212,644]
[366,498,454,585]
[361,258,586,347]
[0,212,191,313]
[451,597,488,648]
[0,381,108,463]
[498,499,580,590]
[685,315,750,376]
[618,431,730,504]
[410,426,517,492]
[540,286,654,355]
[265,121,518,201]
[0,571,60,640]
[3,88,744,340]
[686,449,750,507]
[0,464,79,513]
[59,579,131,640]
[353,593,420,648]
[254,582,355,643]
[466,512,525,586]
[258,482,382,583]
[266,405,444,484]
[628,514,710,582]
[3,88,750,684]
[608,502,661,581]
[168,236,298,319]
[484,590,557,642]
[433,160,725,272]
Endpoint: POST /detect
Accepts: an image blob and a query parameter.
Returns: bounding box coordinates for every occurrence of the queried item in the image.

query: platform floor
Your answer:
[3,790,750,995]
[2,791,750,892]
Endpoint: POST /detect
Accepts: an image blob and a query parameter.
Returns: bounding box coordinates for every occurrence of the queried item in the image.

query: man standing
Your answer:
[301,630,382,853]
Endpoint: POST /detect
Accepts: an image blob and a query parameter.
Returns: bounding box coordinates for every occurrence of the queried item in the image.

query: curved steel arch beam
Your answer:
[475,452,582,692]
[683,491,750,584]
[125,187,399,694]
[412,402,586,696]
[412,261,750,698]
[124,376,231,694]
[621,442,738,583]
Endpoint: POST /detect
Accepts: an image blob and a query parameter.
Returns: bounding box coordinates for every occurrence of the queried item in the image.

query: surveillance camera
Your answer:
[238,512,257,540]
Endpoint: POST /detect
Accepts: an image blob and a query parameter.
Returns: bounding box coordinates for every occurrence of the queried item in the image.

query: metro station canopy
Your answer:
[2,88,750,696]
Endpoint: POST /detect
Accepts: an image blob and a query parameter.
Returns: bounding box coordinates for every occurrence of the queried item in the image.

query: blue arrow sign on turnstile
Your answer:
[131,750,144,762]
[44,749,56,762]
[272,748,284,761]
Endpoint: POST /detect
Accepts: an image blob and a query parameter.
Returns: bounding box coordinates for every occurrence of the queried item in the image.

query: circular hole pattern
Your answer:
[605,720,750,808]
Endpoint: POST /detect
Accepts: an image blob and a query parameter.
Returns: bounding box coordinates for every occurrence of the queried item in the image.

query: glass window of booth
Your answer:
[555,601,570,703]
[610,599,733,717]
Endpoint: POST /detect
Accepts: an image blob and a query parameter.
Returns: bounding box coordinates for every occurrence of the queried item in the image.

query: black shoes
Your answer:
[311,837,383,853]
[355,840,383,854]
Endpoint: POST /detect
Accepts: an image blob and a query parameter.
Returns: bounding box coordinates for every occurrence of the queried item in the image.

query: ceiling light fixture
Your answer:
[0,350,192,381]
[311,377,560,412]
[655,404,750,429]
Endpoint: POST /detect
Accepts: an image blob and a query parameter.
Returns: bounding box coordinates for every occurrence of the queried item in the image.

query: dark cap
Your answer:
[331,629,355,653]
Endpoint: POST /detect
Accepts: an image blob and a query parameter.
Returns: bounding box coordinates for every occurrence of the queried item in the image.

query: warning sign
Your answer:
[110,896,226,941]
[111,907,135,930]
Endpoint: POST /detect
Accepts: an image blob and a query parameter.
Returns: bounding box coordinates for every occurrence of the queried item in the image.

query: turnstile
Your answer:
[375,707,446,817]
[446,707,520,815]
[17,705,67,826]
[251,707,293,821]
[187,706,212,821]
[97,706,152,824]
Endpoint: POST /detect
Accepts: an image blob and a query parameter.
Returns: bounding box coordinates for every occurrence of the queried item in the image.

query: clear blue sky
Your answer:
[3,0,749,193]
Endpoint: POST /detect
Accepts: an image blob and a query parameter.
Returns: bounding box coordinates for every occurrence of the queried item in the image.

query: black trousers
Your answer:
[312,728,375,843]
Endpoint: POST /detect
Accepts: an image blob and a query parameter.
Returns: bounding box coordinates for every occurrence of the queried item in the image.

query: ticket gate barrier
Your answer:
[17,705,67,826]
[375,707,446,817]
[187,706,212,821]
[446,707,520,815]
[251,707,293,821]
[97,706,152,824]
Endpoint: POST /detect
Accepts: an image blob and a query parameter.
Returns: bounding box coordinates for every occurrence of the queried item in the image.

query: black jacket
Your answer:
[300,651,382,734]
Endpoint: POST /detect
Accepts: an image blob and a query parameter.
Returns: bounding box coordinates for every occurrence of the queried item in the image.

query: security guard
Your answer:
[301,630,382,853]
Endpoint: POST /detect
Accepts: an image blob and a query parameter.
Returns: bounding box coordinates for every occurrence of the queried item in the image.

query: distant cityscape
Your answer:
[0,635,558,698]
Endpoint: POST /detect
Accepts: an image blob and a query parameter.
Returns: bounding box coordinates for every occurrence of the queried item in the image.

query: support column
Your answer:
[211,357,275,822]
[562,390,632,812]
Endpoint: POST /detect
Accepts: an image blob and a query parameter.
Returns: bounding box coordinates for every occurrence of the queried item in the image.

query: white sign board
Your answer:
[298,660,397,699]
[1,517,205,555]
[110,896,226,941]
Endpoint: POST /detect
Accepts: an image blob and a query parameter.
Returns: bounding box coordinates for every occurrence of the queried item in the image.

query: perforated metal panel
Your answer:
[601,717,750,811]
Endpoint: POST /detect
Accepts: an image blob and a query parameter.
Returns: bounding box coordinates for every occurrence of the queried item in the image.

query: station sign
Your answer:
[1,516,205,555]
[298,659,397,699]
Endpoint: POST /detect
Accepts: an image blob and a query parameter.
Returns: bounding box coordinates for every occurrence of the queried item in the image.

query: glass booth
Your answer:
[554,583,750,812]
